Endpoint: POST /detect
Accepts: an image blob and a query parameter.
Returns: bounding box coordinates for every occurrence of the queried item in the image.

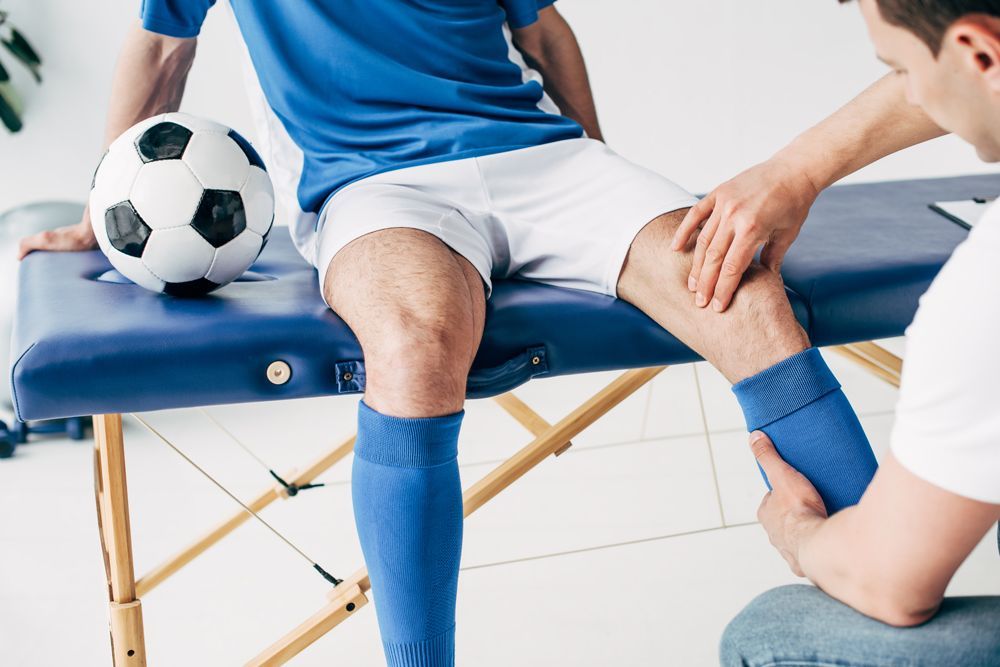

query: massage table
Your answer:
[9,175,991,664]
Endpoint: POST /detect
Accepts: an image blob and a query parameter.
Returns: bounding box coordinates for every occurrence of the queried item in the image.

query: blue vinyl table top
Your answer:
[10,175,994,421]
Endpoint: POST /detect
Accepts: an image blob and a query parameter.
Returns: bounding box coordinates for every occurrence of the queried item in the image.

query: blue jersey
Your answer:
[139,0,583,261]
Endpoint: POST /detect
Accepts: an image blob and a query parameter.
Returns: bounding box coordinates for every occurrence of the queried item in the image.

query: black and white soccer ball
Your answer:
[89,112,274,296]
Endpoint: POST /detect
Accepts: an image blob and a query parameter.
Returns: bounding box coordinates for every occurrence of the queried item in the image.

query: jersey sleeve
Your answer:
[889,206,1000,504]
[501,0,557,29]
[139,0,216,38]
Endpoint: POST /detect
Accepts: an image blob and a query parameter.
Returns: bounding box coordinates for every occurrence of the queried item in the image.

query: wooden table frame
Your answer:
[91,341,900,665]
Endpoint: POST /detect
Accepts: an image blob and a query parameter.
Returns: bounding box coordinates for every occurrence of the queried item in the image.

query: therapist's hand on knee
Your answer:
[750,430,828,577]
[672,157,819,313]
[17,206,98,260]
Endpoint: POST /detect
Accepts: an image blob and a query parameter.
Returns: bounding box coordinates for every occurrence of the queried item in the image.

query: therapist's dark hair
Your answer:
[841,0,1000,54]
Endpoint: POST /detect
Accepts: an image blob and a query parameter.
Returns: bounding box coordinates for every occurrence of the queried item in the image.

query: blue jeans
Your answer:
[721,585,1000,666]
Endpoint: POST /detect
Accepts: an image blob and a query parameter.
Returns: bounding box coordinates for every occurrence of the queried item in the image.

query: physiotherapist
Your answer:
[705,1,1000,664]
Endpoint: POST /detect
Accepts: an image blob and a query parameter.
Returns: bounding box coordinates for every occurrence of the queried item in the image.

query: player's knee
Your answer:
[362,314,474,415]
[729,265,810,349]
[732,265,788,316]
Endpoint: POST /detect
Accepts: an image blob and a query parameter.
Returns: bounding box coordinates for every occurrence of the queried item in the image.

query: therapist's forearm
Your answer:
[777,74,945,191]
[794,509,943,627]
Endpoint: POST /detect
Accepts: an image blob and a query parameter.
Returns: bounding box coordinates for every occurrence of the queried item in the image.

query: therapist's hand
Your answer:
[17,206,98,259]
[751,430,828,577]
[672,157,820,313]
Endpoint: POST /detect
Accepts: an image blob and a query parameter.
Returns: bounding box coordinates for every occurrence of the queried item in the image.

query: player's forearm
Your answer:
[102,22,196,150]
[514,10,603,141]
[777,74,945,191]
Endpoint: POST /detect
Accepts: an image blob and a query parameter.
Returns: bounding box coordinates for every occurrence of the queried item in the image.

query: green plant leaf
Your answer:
[10,29,41,65]
[3,27,41,83]
[0,56,9,83]
[0,81,23,132]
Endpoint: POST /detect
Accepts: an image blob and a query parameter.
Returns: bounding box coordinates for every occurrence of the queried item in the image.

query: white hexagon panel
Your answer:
[167,112,230,135]
[130,160,205,231]
[142,225,216,284]
[240,166,275,236]
[183,131,250,191]
[90,144,143,214]
[206,230,263,284]
[109,251,166,293]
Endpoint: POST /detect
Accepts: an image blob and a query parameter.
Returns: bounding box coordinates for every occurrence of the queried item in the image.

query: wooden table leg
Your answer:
[94,414,147,666]
[830,342,902,388]
[247,366,667,665]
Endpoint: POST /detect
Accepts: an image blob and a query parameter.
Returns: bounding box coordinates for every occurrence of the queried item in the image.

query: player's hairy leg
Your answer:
[324,227,486,416]
[324,228,483,663]
[618,209,809,383]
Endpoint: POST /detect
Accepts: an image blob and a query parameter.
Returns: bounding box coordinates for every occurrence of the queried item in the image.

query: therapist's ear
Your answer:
[946,18,1000,92]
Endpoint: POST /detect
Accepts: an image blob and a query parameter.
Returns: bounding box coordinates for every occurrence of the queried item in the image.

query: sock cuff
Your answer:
[731,348,841,431]
[384,625,455,667]
[356,401,463,468]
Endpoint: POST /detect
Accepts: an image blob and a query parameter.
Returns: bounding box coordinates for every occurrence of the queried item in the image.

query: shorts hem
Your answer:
[316,222,494,308]
[602,196,699,297]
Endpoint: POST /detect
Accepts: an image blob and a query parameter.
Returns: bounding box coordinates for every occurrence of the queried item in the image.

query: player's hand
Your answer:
[17,206,98,260]
[672,157,820,313]
[750,431,827,577]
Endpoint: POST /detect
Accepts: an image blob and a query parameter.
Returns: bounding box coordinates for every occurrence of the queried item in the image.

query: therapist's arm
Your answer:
[512,6,603,141]
[751,431,1000,627]
[673,74,945,312]
[18,21,197,259]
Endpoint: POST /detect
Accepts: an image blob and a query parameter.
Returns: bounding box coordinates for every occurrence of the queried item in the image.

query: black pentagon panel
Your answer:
[91,149,108,189]
[227,128,266,170]
[192,190,246,248]
[135,122,193,162]
[105,202,151,258]
[163,277,221,297]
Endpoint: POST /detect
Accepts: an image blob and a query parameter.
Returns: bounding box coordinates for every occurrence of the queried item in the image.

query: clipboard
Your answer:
[929,197,996,230]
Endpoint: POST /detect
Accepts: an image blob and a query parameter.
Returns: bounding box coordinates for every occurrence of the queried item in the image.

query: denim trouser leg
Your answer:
[720,584,1000,667]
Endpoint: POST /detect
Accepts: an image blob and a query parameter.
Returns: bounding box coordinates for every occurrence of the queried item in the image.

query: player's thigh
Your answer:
[324,228,486,413]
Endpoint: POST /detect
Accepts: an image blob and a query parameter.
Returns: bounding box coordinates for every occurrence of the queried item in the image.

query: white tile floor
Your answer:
[1,340,998,666]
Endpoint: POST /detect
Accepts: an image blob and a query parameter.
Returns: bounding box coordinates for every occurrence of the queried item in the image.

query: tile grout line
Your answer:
[693,365,728,528]
[459,521,760,572]
[291,406,904,487]
[638,372,656,441]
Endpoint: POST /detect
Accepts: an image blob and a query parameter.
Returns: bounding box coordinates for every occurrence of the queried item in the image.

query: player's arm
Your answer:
[674,74,945,312]
[18,21,196,259]
[512,5,603,141]
[752,434,1000,626]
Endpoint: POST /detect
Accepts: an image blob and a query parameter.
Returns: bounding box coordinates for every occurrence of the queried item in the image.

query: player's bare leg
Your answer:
[323,227,485,662]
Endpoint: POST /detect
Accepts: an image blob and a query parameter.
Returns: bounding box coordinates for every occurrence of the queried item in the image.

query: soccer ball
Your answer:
[89,112,274,296]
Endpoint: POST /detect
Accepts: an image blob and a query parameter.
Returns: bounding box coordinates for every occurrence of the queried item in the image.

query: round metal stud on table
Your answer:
[266,360,292,385]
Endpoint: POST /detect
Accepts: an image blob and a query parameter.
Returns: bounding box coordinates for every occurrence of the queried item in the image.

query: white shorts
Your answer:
[314,137,698,303]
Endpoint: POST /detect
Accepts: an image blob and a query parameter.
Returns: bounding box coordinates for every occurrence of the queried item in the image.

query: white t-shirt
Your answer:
[890,202,1000,504]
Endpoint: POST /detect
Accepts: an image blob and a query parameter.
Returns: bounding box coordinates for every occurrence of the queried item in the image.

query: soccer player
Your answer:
[22,3,878,664]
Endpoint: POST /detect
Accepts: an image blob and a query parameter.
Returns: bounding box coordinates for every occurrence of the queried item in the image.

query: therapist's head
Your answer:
[848,0,1000,160]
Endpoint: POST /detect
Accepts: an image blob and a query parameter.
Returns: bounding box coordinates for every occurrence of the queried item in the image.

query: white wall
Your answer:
[0,0,254,211]
[0,0,996,214]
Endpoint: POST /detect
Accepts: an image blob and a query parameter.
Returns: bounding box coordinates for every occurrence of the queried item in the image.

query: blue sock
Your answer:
[352,401,464,667]
[731,348,878,513]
